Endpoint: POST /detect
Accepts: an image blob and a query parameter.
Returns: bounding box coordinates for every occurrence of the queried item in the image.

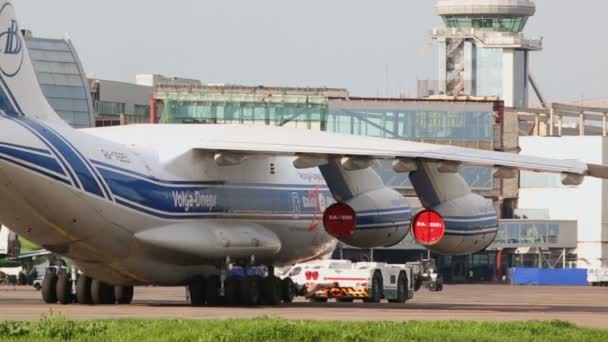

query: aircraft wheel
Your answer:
[188,276,206,307]
[310,297,328,303]
[41,270,58,304]
[224,276,241,306]
[389,272,407,303]
[91,279,115,305]
[205,276,222,306]
[281,277,295,303]
[260,275,281,305]
[239,276,260,306]
[337,298,354,303]
[115,285,134,304]
[414,275,423,292]
[76,275,92,305]
[56,271,72,305]
[364,271,383,303]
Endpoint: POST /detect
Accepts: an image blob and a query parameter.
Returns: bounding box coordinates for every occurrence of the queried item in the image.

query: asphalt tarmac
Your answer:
[0,284,607,328]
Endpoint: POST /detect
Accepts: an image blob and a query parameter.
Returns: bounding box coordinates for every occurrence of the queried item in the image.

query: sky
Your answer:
[14,0,608,102]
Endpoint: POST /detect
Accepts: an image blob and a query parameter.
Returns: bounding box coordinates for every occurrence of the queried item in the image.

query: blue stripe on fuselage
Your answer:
[0,154,70,185]
[41,124,111,199]
[96,165,333,215]
[444,229,498,237]
[0,144,64,176]
[0,142,51,155]
[356,211,411,226]
[1,113,79,187]
[17,117,106,198]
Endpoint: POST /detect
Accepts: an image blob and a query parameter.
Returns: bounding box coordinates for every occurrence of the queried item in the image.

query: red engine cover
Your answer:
[323,203,356,238]
[412,210,446,245]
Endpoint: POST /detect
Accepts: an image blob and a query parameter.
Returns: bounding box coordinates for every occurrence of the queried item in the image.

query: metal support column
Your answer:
[534,113,540,136]
[579,111,585,136]
[604,113,607,137]
[557,113,563,136]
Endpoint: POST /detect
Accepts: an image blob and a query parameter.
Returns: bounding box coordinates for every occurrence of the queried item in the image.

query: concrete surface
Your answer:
[0,284,607,328]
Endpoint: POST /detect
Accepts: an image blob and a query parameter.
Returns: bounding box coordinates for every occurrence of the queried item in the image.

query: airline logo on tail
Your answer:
[0,2,23,77]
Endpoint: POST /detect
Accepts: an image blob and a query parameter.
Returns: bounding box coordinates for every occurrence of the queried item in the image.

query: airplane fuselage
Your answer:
[0,114,339,285]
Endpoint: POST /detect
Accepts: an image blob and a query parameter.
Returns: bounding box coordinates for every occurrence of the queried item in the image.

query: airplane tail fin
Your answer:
[0,1,66,125]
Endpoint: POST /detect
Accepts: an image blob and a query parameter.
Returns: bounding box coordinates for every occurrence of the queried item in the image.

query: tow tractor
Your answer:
[407,258,443,292]
[277,259,416,303]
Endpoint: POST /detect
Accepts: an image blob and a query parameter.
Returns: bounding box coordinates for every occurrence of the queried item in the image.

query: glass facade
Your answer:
[95,101,125,116]
[134,104,151,117]
[495,221,561,245]
[326,107,493,141]
[26,36,94,128]
[443,16,529,32]
[159,93,496,189]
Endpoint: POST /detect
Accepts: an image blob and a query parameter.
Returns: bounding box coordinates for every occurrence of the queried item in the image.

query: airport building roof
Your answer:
[436,0,536,17]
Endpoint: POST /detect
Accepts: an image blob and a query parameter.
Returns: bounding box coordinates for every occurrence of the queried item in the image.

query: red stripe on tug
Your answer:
[323,203,356,238]
[412,210,446,245]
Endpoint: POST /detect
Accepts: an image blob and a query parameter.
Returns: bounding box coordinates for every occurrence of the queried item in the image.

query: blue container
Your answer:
[510,268,588,286]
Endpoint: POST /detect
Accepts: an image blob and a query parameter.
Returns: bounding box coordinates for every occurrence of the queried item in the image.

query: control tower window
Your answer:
[443,16,528,33]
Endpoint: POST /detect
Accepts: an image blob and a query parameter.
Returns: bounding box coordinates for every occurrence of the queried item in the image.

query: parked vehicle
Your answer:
[278,260,417,303]
[588,268,608,287]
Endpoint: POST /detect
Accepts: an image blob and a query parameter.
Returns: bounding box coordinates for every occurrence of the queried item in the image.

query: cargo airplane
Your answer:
[0,0,605,306]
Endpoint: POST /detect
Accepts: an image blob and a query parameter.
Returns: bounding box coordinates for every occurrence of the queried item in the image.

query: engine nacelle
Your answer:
[411,193,498,256]
[322,187,411,248]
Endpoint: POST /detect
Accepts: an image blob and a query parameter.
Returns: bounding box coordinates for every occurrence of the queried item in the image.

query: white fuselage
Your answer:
[0,115,337,285]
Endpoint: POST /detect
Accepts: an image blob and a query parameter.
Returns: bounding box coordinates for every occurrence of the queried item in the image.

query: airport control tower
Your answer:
[433,0,542,107]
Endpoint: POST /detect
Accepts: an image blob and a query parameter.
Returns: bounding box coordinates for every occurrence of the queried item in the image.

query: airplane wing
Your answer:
[188,124,608,182]
[6,249,51,261]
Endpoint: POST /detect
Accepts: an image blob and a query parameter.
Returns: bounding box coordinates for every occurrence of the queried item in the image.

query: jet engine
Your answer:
[410,193,498,256]
[322,187,411,248]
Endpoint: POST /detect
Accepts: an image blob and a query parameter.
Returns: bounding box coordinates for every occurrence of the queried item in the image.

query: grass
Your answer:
[0,313,606,342]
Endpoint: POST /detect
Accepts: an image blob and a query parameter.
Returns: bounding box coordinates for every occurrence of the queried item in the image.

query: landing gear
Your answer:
[41,270,136,306]
[41,270,58,304]
[205,276,222,306]
[240,276,260,306]
[76,275,92,305]
[260,275,281,305]
[115,285,134,304]
[224,276,241,306]
[56,270,73,305]
[185,261,292,307]
[188,276,206,307]
[91,279,115,305]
